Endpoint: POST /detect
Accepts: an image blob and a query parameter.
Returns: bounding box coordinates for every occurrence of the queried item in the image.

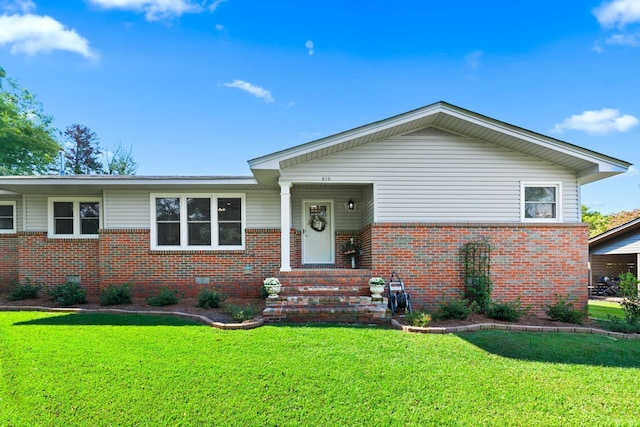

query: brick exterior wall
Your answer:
[3,223,588,314]
[17,232,100,294]
[0,234,18,290]
[97,228,281,298]
[369,223,589,315]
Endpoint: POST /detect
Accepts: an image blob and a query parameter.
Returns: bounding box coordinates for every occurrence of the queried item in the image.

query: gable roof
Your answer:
[248,101,630,185]
[590,217,640,249]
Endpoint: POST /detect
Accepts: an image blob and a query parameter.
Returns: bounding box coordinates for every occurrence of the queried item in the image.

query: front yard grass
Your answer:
[2,311,640,426]
[588,299,625,320]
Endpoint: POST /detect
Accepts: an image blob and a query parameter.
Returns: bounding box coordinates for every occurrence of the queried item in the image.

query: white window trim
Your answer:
[47,197,103,238]
[0,201,17,234]
[520,182,562,222]
[150,193,245,251]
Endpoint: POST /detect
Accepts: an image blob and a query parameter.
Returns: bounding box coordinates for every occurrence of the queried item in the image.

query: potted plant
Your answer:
[369,277,386,301]
[263,277,282,299]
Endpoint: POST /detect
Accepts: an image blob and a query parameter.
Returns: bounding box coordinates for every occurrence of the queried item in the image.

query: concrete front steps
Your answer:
[262,269,389,324]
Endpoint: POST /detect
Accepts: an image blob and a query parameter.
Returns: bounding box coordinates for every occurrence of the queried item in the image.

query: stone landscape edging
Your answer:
[391,318,640,339]
[3,305,639,338]
[0,305,263,330]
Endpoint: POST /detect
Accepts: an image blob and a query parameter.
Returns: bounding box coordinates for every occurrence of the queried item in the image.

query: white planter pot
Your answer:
[369,284,385,300]
[265,284,281,299]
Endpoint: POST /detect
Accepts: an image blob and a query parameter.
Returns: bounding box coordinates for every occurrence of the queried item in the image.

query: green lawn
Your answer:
[2,311,640,426]
[588,299,625,320]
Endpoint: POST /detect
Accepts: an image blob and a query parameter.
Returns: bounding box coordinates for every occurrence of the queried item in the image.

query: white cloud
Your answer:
[552,108,639,134]
[0,13,98,59]
[593,0,640,28]
[606,31,640,45]
[215,23,224,31]
[464,50,483,69]
[222,80,274,103]
[305,40,314,56]
[1,0,35,13]
[88,0,223,21]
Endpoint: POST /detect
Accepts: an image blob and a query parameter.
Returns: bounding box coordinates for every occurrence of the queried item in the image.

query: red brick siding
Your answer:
[98,228,281,298]
[0,234,18,290]
[17,232,100,294]
[370,223,589,315]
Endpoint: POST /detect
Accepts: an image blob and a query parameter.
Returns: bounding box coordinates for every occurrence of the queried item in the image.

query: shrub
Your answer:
[621,296,640,324]
[433,299,473,321]
[223,304,259,322]
[147,288,181,307]
[7,278,42,301]
[100,284,133,306]
[486,299,530,322]
[405,311,432,327]
[197,288,224,309]
[546,294,584,324]
[50,281,88,306]
[599,317,640,334]
[618,272,639,298]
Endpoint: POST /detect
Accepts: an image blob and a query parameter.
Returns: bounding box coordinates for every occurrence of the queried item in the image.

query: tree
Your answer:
[105,143,138,175]
[608,208,640,230]
[63,124,104,174]
[581,205,610,238]
[0,67,62,175]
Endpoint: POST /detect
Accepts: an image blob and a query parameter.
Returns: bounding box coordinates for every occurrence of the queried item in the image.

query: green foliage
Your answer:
[405,311,432,327]
[599,317,640,334]
[581,204,610,238]
[7,278,42,301]
[100,283,133,306]
[223,303,259,322]
[259,285,269,300]
[620,296,640,324]
[462,239,492,312]
[486,299,530,322]
[0,67,62,175]
[63,124,104,174]
[545,294,584,324]
[50,281,88,306]
[617,272,639,298]
[196,288,224,309]
[105,143,138,175]
[147,287,182,306]
[433,298,474,320]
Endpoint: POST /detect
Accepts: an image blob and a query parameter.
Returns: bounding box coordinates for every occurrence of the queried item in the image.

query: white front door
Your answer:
[303,201,334,264]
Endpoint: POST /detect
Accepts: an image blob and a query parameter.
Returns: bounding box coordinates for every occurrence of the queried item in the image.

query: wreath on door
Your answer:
[309,215,327,232]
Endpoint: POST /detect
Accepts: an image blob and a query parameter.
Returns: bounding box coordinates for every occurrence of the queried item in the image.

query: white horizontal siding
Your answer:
[292,188,362,230]
[24,194,47,232]
[245,189,280,228]
[592,230,640,255]
[104,190,150,229]
[281,134,580,223]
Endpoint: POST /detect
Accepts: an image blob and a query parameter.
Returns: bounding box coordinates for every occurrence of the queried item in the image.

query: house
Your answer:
[589,217,640,289]
[0,101,631,321]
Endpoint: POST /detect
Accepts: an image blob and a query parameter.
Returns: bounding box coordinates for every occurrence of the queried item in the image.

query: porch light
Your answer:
[347,199,356,211]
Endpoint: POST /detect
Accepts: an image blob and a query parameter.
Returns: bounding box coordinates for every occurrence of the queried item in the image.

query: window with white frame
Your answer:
[521,183,560,221]
[151,194,244,249]
[48,198,101,237]
[0,201,16,233]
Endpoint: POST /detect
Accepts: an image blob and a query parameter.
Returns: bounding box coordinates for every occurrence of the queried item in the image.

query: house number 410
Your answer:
[321,176,331,181]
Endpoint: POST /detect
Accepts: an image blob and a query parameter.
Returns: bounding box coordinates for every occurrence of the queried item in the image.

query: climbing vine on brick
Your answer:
[462,239,492,312]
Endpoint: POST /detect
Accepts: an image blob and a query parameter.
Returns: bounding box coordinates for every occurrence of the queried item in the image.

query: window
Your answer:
[0,202,16,233]
[151,194,244,250]
[521,183,560,221]
[48,198,101,237]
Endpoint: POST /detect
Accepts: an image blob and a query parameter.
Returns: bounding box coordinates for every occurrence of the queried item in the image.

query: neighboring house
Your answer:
[589,217,640,285]
[0,102,631,320]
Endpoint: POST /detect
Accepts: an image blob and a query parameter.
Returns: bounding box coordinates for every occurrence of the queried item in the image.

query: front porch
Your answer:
[262,268,389,324]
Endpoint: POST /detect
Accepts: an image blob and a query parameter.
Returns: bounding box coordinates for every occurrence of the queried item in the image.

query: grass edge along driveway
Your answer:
[2,311,640,426]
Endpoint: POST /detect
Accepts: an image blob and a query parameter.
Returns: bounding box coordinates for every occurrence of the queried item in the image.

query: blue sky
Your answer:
[1,0,639,214]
